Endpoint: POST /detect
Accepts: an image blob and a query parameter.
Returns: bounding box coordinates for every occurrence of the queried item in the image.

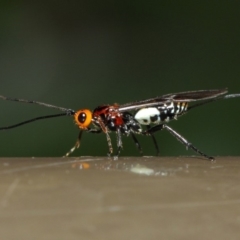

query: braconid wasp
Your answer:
[0,88,240,160]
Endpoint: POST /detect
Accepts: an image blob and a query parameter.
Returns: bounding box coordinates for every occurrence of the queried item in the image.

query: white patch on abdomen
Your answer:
[134,108,160,125]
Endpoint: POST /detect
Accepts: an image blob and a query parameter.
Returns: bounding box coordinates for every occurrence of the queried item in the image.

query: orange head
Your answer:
[74,109,92,129]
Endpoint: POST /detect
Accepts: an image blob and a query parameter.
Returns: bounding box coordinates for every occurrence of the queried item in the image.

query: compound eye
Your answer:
[74,109,92,129]
[78,112,87,123]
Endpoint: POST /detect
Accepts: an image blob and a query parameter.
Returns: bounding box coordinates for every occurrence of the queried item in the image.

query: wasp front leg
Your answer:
[65,128,102,157]
[65,130,84,157]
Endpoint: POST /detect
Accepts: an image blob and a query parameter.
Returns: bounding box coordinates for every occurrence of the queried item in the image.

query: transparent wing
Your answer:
[119,89,227,112]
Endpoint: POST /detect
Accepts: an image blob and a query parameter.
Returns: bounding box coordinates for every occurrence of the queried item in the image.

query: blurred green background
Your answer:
[0,1,240,157]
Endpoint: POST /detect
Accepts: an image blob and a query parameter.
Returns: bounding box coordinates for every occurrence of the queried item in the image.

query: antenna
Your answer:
[0,95,76,130]
[0,95,74,113]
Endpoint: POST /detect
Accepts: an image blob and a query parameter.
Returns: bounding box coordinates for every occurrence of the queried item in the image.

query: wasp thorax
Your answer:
[74,109,92,129]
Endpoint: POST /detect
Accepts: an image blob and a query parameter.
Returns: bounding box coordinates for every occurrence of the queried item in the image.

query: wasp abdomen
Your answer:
[134,102,188,125]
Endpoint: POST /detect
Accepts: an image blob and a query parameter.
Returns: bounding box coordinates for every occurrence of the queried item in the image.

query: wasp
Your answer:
[0,89,239,160]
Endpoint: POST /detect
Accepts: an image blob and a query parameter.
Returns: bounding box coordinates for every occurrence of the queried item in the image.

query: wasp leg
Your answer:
[65,128,102,157]
[103,131,113,157]
[65,130,84,157]
[130,132,143,155]
[163,125,214,160]
[144,124,214,160]
[146,125,161,156]
[88,128,114,157]
[89,127,113,157]
[96,117,113,156]
[91,128,113,157]
[114,128,123,160]
[88,128,113,156]
[87,128,102,135]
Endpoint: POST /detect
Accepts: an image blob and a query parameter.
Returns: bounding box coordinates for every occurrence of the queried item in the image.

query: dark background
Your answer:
[0,1,240,157]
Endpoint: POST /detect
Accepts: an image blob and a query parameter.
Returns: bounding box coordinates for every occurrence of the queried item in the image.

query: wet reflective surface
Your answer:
[1,156,240,239]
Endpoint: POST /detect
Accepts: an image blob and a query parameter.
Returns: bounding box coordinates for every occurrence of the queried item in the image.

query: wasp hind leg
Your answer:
[130,132,143,155]
[146,125,161,156]
[145,124,214,160]
[163,125,214,160]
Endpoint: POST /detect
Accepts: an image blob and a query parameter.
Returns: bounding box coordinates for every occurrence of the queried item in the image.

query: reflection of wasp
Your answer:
[72,162,90,170]
[71,162,111,171]
[1,89,240,159]
[71,161,155,176]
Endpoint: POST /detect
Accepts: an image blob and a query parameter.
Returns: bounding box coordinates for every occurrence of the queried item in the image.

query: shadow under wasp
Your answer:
[0,88,240,160]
